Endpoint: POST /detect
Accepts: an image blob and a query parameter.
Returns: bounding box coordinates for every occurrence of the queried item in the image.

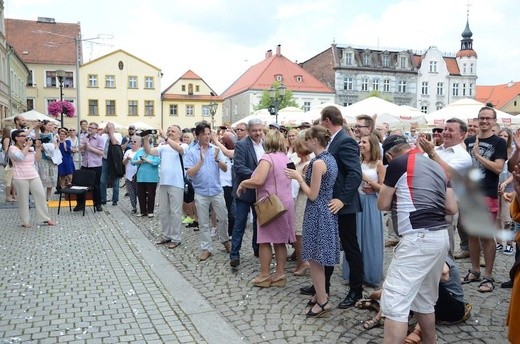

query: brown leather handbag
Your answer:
[254,154,287,226]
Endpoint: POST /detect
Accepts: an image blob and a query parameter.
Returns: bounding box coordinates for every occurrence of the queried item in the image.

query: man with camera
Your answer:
[100,122,124,206]
[77,122,104,212]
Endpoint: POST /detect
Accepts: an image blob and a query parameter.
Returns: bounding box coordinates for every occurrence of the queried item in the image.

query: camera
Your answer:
[138,129,157,137]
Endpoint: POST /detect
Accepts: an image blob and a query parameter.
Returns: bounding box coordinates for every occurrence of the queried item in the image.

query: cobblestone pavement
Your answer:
[0,180,513,343]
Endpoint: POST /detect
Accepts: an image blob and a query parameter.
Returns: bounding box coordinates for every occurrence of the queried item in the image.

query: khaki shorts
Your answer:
[3,165,13,187]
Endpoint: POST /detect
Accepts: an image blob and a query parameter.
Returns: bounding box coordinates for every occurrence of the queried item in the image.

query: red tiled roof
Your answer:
[179,70,202,80]
[412,54,460,75]
[476,82,520,108]
[6,18,81,65]
[162,94,222,101]
[221,48,334,98]
[456,49,477,58]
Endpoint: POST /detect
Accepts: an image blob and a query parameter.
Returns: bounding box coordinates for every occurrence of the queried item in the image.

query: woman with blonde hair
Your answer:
[286,128,298,156]
[238,130,295,288]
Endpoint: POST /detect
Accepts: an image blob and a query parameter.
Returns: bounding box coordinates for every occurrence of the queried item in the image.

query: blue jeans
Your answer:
[100,158,120,203]
[230,198,258,260]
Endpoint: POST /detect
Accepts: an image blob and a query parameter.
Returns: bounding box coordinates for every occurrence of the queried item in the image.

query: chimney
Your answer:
[276,44,281,56]
[266,49,272,59]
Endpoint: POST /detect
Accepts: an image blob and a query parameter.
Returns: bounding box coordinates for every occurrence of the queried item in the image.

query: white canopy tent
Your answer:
[424,98,519,126]
[4,109,60,125]
[129,121,154,130]
[232,107,317,127]
[304,102,356,124]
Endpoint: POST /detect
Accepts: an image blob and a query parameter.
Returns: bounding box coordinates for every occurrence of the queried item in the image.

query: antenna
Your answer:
[466,0,471,18]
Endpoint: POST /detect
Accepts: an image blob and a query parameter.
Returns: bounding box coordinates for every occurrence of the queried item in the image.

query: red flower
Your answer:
[48,100,76,118]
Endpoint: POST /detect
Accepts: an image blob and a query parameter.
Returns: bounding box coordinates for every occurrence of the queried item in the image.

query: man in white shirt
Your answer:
[418,117,473,256]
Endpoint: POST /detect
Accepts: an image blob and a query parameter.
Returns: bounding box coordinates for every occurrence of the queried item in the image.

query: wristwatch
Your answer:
[428,152,436,159]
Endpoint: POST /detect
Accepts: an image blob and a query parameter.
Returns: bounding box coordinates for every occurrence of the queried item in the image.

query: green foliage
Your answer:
[254,81,299,111]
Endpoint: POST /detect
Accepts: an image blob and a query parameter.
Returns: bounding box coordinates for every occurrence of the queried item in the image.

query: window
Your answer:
[45,71,57,87]
[144,101,154,116]
[429,61,438,73]
[463,63,467,74]
[363,55,370,66]
[361,78,369,91]
[295,75,303,82]
[462,83,467,96]
[470,63,474,74]
[372,79,380,91]
[88,74,98,88]
[188,84,194,95]
[344,77,353,90]
[436,102,444,110]
[186,105,194,117]
[27,98,34,110]
[421,105,428,113]
[63,72,74,88]
[345,52,353,65]
[469,83,473,96]
[128,100,138,116]
[400,56,407,68]
[169,104,178,116]
[421,81,428,95]
[398,80,407,93]
[88,99,99,115]
[105,75,115,88]
[128,76,137,89]
[181,85,186,92]
[145,77,154,89]
[383,79,390,92]
[106,100,116,116]
[275,74,283,82]
[382,55,389,67]
[27,71,34,86]
[202,105,210,117]
[196,85,200,92]
[452,83,459,96]
[303,101,311,112]
[434,82,442,96]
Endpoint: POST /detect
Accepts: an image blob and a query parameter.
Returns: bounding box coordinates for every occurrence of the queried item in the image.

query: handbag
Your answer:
[179,153,194,203]
[254,154,287,226]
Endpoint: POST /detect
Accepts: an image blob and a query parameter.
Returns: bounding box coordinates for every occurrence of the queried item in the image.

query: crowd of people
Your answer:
[1,104,519,342]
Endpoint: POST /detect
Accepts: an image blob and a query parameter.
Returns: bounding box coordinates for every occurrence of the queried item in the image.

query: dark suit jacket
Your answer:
[328,129,362,214]
[232,136,260,203]
[107,142,125,178]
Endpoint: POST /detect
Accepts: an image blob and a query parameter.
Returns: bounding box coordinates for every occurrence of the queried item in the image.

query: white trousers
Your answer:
[12,177,52,225]
[159,185,184,243]
[194,192,228,252]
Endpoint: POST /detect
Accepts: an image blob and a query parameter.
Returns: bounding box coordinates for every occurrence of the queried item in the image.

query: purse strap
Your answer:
[267,154,279,194]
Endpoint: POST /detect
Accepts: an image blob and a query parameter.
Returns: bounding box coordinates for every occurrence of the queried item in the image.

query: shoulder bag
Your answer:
[254,154,288,226]
[179,152,195,203]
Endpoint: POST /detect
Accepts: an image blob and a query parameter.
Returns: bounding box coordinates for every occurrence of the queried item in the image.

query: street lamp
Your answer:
[267,83,286,124]
[209,101,218,130]
[56,69,66,127]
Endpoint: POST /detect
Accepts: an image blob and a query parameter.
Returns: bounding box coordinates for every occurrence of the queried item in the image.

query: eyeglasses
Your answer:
[236,128,245,131]
[131,140,138,143]
[354,125,369,129]
[88,126,98,130]
[69,129,76,132]
[478,117,495,121]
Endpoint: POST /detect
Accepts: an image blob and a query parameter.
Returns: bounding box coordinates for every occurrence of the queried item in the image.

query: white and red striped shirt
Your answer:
[9,146,39,179]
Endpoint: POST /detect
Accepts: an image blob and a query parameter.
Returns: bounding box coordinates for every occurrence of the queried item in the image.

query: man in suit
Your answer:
[300,106,364,308]
[229,118,265,267]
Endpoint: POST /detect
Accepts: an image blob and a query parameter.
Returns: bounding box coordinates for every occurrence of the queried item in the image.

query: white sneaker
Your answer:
[504,245,514,255]
[210,227,217,237]
[147,213,155,218]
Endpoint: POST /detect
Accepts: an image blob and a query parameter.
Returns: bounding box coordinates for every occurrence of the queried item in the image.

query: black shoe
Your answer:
[187,221,199,228]
[501,280,513,289]
[101,201,107,205]
[230,258,240,267]
[73,205,85,212]
[338,290,363,309]
[112,202,118,206]
[300,285,316,295]
[96,205,103,212]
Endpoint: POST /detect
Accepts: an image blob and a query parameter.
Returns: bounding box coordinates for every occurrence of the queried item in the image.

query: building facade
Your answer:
[0,2,10,122]
[161,70,221,130]
[477,81,520,116]
[221,45,335,124]
[80,49,162,129]
[300,18,478,114]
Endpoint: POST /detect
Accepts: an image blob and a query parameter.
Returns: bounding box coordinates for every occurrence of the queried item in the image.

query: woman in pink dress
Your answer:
[238,130,295,288]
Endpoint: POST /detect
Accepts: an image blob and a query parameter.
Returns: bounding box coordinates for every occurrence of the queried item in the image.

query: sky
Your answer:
[5,0,520,95]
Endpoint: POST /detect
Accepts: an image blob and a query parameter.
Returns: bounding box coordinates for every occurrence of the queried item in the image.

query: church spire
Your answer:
[456,5,476,57]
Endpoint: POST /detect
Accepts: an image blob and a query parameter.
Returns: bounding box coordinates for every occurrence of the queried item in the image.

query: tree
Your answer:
[253,81,299,111]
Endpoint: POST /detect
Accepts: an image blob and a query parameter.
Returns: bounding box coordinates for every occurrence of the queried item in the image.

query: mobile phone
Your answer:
[286,162,296,170]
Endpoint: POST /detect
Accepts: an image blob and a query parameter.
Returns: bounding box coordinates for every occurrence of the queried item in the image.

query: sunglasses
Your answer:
[69,129,76,132]
[131,140,138,143]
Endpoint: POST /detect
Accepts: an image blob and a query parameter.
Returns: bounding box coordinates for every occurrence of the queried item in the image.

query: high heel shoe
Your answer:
[293,266,310,276]
[306,301,331,318]
[270,275,286,287]
[252,275,272,288]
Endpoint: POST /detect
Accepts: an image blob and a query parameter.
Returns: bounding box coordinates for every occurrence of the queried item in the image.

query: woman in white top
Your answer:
[123,135,141,214]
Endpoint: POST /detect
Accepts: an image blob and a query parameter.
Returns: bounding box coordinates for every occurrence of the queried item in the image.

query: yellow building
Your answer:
[80,49,162,129]
[162,70,221,130]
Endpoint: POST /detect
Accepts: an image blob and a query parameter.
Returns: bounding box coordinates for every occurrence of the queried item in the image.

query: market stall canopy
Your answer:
[129,121,154,130]
[304,102,356,124]
[424,98,519,126]
[98,121,126,130]
[232,107,316,128]
[4,109,60,125]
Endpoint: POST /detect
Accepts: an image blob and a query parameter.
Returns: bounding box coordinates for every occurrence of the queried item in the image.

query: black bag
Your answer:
[179,153,194,203]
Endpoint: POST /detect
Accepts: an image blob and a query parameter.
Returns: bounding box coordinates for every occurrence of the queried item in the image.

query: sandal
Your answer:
[404,327,421,344]
[461,269,481,284]
[44,220,56,226]
[477,277,495,293]
[363,315,383,330]
[306,301,331,318]
[166,242,181,249]
[355,299,380,312]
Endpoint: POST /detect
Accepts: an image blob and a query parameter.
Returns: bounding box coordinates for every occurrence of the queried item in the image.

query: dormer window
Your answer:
[345,52,353,65]
[363,54,370,66]
[295,75,303,83]
[400,56,407,69]
[382,54,389,67]
[275,74,283,82]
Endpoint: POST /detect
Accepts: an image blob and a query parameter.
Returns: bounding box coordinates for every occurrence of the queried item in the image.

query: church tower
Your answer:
[456,11,478,77]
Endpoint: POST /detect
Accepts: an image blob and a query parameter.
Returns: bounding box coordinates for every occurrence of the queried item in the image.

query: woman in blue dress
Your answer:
[57,128,75,188]
[286,125,339,318]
